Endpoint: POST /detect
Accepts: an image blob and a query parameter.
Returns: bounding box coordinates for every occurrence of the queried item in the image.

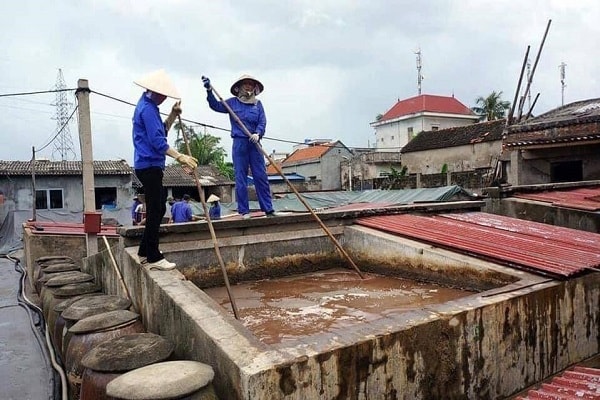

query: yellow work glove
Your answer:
[176,154,198,169]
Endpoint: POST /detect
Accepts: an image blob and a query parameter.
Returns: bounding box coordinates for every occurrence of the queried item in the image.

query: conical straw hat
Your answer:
[207,194,220,202]
[134,69,181,99]
[230,74,264,96]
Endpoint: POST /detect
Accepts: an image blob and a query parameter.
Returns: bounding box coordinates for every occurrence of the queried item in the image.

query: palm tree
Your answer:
[472,91,510,121]
[172,121,234,179]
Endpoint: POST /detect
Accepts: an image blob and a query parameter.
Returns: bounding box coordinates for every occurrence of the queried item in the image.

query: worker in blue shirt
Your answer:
[131,195,141,225]
[202,75,276,220]
[132,69,198,270]
[170,194,200,223]
[207,194,221,220]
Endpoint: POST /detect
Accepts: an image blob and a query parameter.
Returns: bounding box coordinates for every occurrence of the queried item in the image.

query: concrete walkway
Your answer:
[0,254,53,400]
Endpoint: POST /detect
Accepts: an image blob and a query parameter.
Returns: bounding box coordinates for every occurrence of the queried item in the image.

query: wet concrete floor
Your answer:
[204,268,474,345]
[0,255,53,400]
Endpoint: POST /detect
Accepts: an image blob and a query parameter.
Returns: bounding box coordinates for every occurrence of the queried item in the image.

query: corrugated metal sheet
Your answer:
[514,186,600,211]
[27,221,119,236]
[515,366,600,399]
[356,212,600,278]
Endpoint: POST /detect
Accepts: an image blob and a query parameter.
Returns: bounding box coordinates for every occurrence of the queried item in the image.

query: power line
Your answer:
[0,88,76,97]
[90,90,232,133]
[3,86,382,155]
[36,105,79,153]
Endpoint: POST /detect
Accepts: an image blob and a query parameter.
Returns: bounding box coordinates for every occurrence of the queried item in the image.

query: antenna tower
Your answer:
[415,48,423,95]
[52,69,77,160]
[559,62,566,106]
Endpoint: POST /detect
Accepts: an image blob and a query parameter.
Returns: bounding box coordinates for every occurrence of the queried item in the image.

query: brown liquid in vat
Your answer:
[204,268,474,344]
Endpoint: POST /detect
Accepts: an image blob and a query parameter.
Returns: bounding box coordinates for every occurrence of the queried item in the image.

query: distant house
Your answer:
[503,98,600,185]
[133,164,234,203]
[0,159,134,225]
[267,141,353,191]
[401,119,505,175]
[0,159,234,226]
[370,94,480,152]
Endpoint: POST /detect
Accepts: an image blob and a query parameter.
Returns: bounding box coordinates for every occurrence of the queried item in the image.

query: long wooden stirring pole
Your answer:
[176,114,240,319]
[206,80,365,279]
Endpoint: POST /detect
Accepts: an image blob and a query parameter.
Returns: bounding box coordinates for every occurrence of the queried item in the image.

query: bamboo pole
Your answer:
[101,235,136,313]
[517,19,552,121]
[206,80,365,279]
[176,115,240,319]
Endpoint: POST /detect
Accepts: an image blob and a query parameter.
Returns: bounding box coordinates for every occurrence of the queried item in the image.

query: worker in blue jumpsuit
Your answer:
[202,74,275,219]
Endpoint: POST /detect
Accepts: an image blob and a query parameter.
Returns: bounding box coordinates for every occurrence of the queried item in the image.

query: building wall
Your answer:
[0,175,135,225]
[506,143,600,185]
[280,147,352,191]
[374,116,477,152]
[402,140,502,175]
[321,148,352,190]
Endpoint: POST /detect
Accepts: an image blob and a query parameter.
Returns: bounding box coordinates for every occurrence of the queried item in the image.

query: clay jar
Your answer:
[60,295,132,360]
[35,263,81,295]
[40,271,95,320]
[52,294,104,360]
[80,333,175,400]
[45,282,102,346]
[33,255,74,288]
[106,361,217,400]
[64,310,145,400]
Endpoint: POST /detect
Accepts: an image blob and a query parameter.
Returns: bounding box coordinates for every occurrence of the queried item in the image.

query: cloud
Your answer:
[0,0,598,163]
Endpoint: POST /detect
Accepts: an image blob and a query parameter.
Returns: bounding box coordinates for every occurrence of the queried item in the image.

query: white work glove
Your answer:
[176,154,198,169]
[249,133,260,143]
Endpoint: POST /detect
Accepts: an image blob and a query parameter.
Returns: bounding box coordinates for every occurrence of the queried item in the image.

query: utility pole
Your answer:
[415,48,423,95]
[76,79,98,255]
[52,69,77,160]
[559,62,567,106]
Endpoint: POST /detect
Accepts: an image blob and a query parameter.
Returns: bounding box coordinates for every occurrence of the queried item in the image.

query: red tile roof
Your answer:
[379,94,475,122]
[283,144,332,164]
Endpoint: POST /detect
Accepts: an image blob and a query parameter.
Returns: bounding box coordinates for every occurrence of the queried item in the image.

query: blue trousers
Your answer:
[232,138,273,215]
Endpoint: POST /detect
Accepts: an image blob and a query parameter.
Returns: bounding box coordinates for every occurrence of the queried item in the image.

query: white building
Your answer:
[370,94,480,152]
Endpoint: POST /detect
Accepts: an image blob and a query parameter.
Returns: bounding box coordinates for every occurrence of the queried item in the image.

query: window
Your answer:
[95,187,117,210]
[431,125,439,131]
[407,127,414,139]
[36,189,64,209]
[551,160,582,183]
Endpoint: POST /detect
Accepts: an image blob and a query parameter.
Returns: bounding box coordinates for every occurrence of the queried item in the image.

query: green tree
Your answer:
[472,91,510,121]
[172,122,234,180]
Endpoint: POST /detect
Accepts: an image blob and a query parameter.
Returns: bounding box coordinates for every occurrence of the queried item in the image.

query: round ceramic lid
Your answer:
[53,293,103,313]
[81,333,174,372]
[53,281,102,297]
[44,271,94,287]
[42,263,79,273]
[36,255,74,264]
[69,310,139,334]
[37,270,75,285]
[61,295,131,321]
[106,361,214,399]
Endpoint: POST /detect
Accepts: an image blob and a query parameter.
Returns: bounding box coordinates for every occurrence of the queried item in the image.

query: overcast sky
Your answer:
[0,0,598,163]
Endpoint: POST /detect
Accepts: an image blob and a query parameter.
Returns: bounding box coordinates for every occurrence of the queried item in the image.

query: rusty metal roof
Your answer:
[355,212,600,278]
[514,186,600,211]
[26,221,119,236]
[515,366,600,399]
